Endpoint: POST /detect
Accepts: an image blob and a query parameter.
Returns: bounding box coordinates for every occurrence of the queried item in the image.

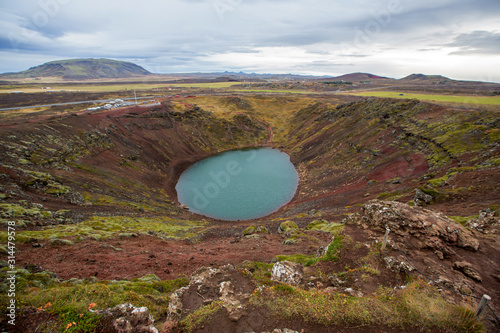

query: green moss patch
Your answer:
[278,220,298,233]
[12,216,208,242]
[238,261,274,286]
[449,215,478,226]
[0,267,188,332]
[306,219,344,233]
[243,225,269,236]
[23,170,71,196]
[179,300,224,333]
[0,203,52,219]
[275,235,345,267]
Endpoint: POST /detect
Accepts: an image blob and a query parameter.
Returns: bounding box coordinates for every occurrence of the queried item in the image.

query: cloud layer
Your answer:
[1,0,499,81]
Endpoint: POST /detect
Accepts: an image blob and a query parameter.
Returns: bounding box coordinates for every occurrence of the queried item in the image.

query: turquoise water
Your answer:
[175,148,299,221]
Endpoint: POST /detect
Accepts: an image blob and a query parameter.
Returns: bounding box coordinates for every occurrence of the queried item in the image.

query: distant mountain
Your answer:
[318,72,393,82]
[399,74,452,82]
[1,58,151,80]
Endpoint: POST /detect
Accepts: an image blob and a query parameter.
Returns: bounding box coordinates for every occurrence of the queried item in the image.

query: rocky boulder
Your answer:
[166,265,254,327]
[344,200,479,252]
[453,261,482,282]
[384,256,415,274]
[271,261,304,286]
[414,188,433,206]
[91,303,158,333]
[465,209,499,234]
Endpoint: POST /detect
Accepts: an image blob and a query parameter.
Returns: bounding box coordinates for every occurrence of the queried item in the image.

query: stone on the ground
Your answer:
[271,261,304,286]
[384,256,414,274]
[453,261,482,282]
[414,188,433,205]
[93,303,158,333]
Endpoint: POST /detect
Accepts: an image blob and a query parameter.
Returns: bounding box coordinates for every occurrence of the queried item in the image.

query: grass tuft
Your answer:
[251,279,485,332]
[0,267,189,332]
[179,300,224,333]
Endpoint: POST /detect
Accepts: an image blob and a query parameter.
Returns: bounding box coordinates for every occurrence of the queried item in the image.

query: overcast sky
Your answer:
[1,0,499,81]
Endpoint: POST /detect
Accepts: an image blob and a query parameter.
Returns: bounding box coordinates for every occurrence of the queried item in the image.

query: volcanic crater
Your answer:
[1,94,499,332]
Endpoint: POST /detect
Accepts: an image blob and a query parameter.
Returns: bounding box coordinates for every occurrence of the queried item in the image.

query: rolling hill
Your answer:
[316,72,394,83]
[399,73,452,82]
[0,58,151,80]
[334,72,393,81]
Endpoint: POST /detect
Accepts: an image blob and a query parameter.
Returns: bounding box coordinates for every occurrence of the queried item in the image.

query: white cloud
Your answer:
[0,0,499,81]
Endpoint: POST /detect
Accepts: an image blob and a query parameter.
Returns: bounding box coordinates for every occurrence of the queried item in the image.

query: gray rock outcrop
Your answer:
[466,209,500,234]
[344,200,480,252]
[271,261,304,286]
[453,261,482,282]
[91,303,158,333]
[166,265,253,326]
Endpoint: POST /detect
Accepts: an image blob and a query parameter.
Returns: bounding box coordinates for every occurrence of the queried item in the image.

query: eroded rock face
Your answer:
[271,261,304,286]
[92,303,158,333]
[414,188,433,206]
[453,261,482,282]
[345,200,480,252]
[166,265,253,326]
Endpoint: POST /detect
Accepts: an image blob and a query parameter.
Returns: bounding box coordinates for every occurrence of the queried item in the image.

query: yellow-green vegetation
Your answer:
[278,220,299,233]
[75,165,175,213]
[274,234,345,267]
[427,122,493,157]
[174,82,238,89]
[287,98,498,179]
[81,192,158,212]
[305,219,343,233]
[0,82,238,94]
[416,186,457,204]
[278,220,306,245]
[0,267,188,333]
[449,215,478,226]
[178,300,224,333]
[0,203,52,220]
[243,225,269,236]
[377,192,391,200]
[427,174,451,187]
[239,261,275,285]
[354,246,382,276]
[186,95,317,143]
[0,207,71,228]
[23,170,71,195]
[275,220,346,264]
[2,216,208,242]
[377,188,411,201]
[427,167,479,187]
[412,166,486,204]
[348,91,500,106]
[0,130,114,176]
[392,111,500,168]
[235,89,315,94]
[251,281,484,332]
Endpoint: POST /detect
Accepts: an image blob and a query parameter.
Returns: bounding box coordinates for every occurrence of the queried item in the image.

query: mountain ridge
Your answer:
[399,73,453,82]
[0,58,151,80]
[1,58,495,84]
